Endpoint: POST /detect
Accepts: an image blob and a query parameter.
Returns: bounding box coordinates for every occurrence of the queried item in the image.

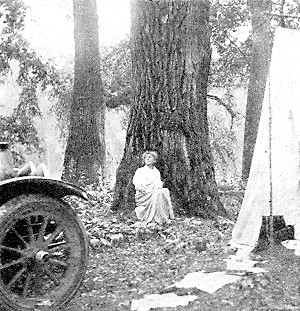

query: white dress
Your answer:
[132,165,174,224]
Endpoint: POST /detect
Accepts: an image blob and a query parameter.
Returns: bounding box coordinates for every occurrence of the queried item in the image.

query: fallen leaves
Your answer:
[62,190,300,311]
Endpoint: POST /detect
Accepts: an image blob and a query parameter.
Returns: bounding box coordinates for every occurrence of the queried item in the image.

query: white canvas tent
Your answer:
[231,27,300,252]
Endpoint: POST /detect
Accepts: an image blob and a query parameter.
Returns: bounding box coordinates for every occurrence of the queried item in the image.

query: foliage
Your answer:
[3,0,300,177]
[101,38,132,109]
[0,112,41,165]
[208,0,300,179]
[210,0,251,89]
[208,109,238,180]
[0,0,69,161]
[205,1,249,179]
[271,0,300,29]
[2,0,250,175]
[209,0,300,90]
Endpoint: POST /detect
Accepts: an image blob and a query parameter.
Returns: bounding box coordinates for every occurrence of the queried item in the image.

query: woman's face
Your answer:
[144,153,156,165]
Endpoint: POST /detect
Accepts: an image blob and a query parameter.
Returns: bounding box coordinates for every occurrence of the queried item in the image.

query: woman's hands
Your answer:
[136,182,163,193]
[136,185,149,193]
[157,180,163,188]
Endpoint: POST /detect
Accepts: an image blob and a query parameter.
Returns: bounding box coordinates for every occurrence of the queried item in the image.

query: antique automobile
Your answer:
[0,142,89,310]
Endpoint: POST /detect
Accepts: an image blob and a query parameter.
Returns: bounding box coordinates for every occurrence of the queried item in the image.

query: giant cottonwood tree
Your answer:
[112,0,226,218]
[63,0,105,184]
[242,0,272,180]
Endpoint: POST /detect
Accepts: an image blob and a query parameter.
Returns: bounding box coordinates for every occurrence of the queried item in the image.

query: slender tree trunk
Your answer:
[112,0,226,219]
[242,0,272,181]
[63,0,105,184]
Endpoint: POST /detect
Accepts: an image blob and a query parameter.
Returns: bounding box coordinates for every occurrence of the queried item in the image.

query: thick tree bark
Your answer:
[242,0,272,181]
[112,0,226,219]
[63,0,105,184]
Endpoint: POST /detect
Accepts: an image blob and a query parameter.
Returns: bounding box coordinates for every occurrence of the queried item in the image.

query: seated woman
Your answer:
[132,150,174,225]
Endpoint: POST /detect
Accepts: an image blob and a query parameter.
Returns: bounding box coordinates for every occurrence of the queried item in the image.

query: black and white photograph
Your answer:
[0,0,300,310]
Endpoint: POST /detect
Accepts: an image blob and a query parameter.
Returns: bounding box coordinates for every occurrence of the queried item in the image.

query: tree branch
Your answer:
[227,36,251,66]
[207,94,244,128]
[264,12,300,19]
[214,39,250,67]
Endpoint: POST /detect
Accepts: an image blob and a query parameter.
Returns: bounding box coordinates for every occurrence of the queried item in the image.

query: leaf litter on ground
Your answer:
[61,191,300,311]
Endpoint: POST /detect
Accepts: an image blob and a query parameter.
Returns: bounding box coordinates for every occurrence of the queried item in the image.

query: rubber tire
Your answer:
[0,194,88,311]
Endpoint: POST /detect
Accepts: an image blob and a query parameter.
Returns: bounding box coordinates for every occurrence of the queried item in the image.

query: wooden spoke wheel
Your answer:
[0,194,88,311]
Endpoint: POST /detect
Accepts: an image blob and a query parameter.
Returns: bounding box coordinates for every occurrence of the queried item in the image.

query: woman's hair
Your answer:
[142,150,158,162]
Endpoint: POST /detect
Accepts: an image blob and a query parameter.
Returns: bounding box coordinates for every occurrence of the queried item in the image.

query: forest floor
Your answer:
[61,190,300,311]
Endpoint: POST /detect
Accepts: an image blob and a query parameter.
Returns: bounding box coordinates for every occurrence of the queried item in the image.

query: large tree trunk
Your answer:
[112,0,226,219]
[63,0,105,184]
[242,0,272,181]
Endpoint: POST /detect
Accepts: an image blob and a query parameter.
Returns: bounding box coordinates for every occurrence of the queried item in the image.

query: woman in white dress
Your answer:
[132,151,174,225]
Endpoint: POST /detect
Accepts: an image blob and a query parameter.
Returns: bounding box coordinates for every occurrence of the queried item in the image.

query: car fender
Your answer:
[0,176,88,206]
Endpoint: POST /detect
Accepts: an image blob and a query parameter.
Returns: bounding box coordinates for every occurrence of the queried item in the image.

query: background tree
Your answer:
[63,0,105,184]
[242,0,272,181]
[112,0,226,218]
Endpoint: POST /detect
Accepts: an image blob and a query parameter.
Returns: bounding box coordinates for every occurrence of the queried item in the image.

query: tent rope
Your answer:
[268,72,274,245]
